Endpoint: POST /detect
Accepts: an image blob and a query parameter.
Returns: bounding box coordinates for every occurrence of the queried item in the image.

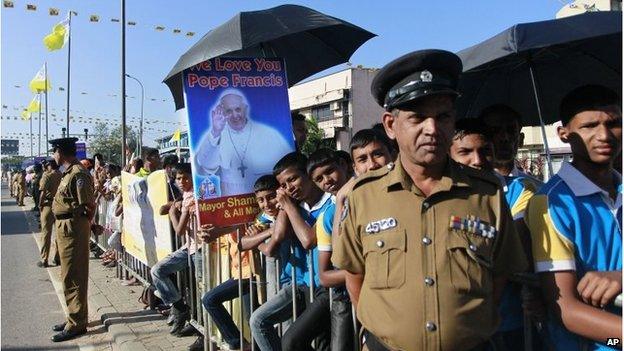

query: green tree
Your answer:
[301,117,334,155]
[88,122,137,165]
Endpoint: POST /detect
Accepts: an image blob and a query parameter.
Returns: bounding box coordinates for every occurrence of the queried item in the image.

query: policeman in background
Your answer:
[332,50,528,351]
[37,159,62,268]
[32,163,44,213]
[49,137,96,342]
[16,169,26,206]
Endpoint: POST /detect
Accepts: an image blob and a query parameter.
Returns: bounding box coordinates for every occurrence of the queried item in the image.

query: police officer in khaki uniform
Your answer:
[49,137,96,342]
[16,169,26,206]
[332,50,528,351]
[37,159,62,268]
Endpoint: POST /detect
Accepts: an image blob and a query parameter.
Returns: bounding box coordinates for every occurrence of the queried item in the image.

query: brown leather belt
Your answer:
[54,213,73,220]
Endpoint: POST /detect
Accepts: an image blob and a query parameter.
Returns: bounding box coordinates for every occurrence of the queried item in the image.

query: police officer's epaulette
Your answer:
[459,164,500,187]
[351,163,394,192]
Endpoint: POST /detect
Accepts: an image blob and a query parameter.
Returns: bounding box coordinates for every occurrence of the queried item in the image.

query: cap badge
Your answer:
[420,70,433,83]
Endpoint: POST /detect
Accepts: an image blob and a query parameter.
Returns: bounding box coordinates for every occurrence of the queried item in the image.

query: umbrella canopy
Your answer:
[456,11,621,126]
[164,4,375,110]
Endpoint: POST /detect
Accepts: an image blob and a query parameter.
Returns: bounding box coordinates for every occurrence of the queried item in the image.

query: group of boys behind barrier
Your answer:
[19,48,621,351]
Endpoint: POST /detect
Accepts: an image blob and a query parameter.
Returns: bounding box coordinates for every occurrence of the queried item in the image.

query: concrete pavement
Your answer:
[1,184,198,351]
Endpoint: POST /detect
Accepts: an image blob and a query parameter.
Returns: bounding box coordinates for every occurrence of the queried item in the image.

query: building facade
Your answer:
[288,66,385,150]
[155,131,190,161]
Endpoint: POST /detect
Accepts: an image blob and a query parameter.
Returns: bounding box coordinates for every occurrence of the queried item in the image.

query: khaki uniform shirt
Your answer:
[52,161,95,218]
[333,158,527,351]
[16,173,25,187]
[39,170,63,207]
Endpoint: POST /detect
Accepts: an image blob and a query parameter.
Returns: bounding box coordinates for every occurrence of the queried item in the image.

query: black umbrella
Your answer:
[456,11,621,126]
[163,4,375,110]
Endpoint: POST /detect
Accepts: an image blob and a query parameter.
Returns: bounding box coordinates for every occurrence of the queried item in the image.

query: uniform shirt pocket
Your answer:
[362,230,406,289]
[447,231,493,297]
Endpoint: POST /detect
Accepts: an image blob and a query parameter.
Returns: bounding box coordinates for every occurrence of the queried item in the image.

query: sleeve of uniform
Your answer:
[525,193,576,273]
[39,173,49,192]
[331,194,364,273]
[316,205,335,252]
[491,191,528,276]
[72,172,95,206]
[509,178,537,221]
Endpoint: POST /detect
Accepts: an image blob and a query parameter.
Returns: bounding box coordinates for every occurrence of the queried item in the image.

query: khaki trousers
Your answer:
[56,217,90,331]
[39,206,59,263]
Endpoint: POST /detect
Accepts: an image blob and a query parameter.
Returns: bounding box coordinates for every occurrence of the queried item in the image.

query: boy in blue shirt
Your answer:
[526,85,622,351]
[250,152,333,351]
[307,149,352,351]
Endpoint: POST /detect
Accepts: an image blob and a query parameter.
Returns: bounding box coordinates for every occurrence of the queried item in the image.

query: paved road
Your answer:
[0,183,80,351]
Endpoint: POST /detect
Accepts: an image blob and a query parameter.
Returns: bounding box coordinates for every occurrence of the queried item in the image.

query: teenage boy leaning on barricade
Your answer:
[151,163,226,336]
[329,128,394,308]
[306,148,354,351]
[526,85,622,351]
[249,152,333,351]
[188,174,281,351]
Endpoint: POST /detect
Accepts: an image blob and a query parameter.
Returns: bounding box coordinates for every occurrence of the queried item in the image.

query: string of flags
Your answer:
[3,0,197,38]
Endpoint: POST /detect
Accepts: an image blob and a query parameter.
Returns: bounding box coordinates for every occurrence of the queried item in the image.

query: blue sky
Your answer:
[1,0,564,154]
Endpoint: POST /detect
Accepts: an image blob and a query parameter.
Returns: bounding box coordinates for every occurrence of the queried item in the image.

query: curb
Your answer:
[22,199,149,351]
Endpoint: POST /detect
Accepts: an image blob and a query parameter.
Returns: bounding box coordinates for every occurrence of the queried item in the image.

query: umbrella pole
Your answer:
[528,62,554,178]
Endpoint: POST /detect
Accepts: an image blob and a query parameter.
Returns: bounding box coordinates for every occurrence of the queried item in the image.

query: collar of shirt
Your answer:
[63,160,81,175]
[299,191,333,213]
[385,157,471,196]
[493,172,509,193]
[137,167,151,177]
[558,162,622,209]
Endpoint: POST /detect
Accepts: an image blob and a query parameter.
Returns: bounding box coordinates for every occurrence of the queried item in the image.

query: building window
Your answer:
[312,104,332,121]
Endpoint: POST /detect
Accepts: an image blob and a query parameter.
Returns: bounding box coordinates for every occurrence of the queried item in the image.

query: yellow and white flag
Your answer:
[21,110,30,120]
[43,14,69,51]
[29,64,51,93]
[169,129,181,143]
[26,95,41,113]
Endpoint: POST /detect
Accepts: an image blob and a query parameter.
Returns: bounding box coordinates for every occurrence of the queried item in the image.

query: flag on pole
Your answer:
[26,95,41,113]
[169,129,181,143]
[21,110,30,120]
[29,64,51,93]
[43,14,69,51]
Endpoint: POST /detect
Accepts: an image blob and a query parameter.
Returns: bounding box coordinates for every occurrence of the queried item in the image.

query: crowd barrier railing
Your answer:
[100,207,562,351]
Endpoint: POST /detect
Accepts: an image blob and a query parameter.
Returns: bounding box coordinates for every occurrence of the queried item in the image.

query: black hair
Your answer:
[291,112,306,122]
[173,163,192,176]
[33,164,42,173]
[273,152,308,176]
[478,104,522,125]
[93,153,104,162]
[254,174,279,193]
[162,154,179,168]
[47,160,58,170]
[128,158,143,172]
[453,118,491,140]
[350,128,393,155]
[335,150,352,165]
[105,163,121,174]
[560,85,620,125]
[306,148,341,175]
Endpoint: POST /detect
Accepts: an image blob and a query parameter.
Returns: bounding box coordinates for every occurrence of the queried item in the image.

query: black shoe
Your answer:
[37,261,50,268]
[188,336,204,351]
[176,323,197,337]
[51,328,87,342]
[166,313,176,326]
[52,322,67,332]
[169,308,190,335]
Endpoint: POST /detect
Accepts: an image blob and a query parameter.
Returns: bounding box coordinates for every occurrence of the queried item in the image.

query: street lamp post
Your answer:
[125,73,144,158]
